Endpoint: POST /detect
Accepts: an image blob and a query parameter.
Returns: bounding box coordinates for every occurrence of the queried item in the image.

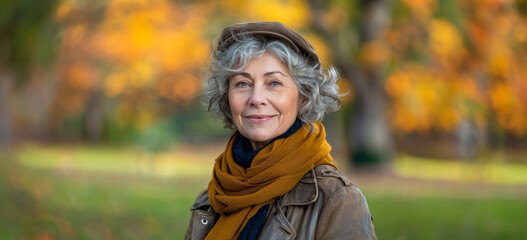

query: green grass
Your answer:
[1,144,527,239]
[15,144,213,177]
[367,195,527,240]
[396,155,527,184]
[0,167,208,239]
[1,144,213,239]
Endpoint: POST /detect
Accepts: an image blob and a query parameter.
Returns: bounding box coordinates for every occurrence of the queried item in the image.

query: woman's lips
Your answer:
[244,115,275,124]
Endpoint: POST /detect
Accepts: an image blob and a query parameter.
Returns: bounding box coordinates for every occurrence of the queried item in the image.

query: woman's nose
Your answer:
[249,86,267,107]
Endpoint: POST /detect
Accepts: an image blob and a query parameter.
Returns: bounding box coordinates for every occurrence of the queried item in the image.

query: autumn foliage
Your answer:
[3,0,526,142]
[53,0,211,130]
[384,0,527,136]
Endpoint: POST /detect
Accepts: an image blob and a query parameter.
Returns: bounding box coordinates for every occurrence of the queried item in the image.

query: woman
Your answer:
[185,21,377,240]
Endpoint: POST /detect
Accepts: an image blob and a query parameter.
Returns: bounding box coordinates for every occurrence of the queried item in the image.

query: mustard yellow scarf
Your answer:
[206,122,335,239]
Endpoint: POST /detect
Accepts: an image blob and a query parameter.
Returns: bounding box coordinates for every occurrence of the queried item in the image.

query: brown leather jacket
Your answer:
[185,165,377,240]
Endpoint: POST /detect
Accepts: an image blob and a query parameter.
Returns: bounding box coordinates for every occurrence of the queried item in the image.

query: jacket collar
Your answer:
[190,190,212,211]
[280,168,319,207]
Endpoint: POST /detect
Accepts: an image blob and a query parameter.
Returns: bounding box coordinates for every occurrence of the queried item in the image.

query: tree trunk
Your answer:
[0,69,14,146]
[85,90,104,142]
[346,74,393,168]
[309,0,393,168]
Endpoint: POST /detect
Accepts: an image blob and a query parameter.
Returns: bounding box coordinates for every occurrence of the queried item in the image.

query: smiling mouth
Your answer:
[244,115,275,123]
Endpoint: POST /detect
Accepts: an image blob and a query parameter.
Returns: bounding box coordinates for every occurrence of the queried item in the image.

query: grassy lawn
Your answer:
[0,169,206,239]
[367,195,527,239]
[1,144,526,239]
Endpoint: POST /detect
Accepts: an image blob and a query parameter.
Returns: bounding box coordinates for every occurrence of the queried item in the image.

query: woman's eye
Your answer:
[269,80,282,86]
[235,81,249,87]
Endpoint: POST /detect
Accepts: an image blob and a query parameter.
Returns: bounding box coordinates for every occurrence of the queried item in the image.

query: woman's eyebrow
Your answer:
[232,72,252,79]
[264,71,286,77]
[232,71,286,78]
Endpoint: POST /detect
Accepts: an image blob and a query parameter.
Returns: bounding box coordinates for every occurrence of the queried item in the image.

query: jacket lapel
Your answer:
[257,168,320,239]
[258,202,296,239]
[281,168,319,207]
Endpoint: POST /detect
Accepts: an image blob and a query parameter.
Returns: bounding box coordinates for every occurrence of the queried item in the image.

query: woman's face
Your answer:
[229,52,301,150]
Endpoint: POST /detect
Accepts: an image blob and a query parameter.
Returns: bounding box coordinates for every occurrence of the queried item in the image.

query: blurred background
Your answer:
[1,0,526,239]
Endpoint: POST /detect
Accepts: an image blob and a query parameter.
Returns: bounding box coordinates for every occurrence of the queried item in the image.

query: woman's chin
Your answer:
[247,137,271,147]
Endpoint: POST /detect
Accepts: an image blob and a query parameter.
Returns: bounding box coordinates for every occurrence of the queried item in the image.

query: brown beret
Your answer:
[217,21,321,66]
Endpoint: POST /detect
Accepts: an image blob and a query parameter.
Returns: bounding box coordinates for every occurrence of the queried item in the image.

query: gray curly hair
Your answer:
[203,34,342,131]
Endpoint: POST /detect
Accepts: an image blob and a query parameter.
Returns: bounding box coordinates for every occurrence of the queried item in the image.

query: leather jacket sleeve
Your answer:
[315,184,377,240]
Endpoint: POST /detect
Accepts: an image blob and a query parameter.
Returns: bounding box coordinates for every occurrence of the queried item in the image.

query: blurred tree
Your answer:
[382,0,527,156]
[307,0,527,163]
[308,0,394,168]
[0,0,61,145]
[50,0,212,141]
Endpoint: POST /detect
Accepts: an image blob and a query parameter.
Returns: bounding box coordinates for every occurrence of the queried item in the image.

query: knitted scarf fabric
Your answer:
[206,122,335,240]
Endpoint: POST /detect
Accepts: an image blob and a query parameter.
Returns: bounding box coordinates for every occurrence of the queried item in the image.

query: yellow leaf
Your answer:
[429,19,464,58]
[223,0,310,29]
